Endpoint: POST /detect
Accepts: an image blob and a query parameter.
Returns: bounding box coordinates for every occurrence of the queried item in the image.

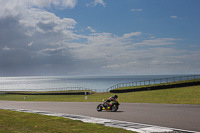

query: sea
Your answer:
[0,75,194,92]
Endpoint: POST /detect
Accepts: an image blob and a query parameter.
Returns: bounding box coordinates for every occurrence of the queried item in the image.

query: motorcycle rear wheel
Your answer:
[97,104,103,111]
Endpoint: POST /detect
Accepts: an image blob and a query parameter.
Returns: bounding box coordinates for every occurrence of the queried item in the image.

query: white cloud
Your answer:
[130,8,143,12]
[27,41,34,46]
[122,32,142,38]
[170,16,178,19]
[0,0,199,76]
[0,0,78,41]
[101,46,200,74]
[38,47,65,56]
[20,8,77,32]
[69,33,127,60]
[2,46,14,51]
[67,30,197,74]
[87,0,106,7]
[0,0,81,76]
[102,61,138,69]
[0,0,78,18]
[134,38,181,46]
[87,26,96,33]
[69,32,183,67]
[14,8,77,45]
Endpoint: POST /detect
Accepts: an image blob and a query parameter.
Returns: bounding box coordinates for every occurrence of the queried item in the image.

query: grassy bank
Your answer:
[111,79,200,91]
[1,85,200,104]
[117,85,200,104]
[0,109,133,133]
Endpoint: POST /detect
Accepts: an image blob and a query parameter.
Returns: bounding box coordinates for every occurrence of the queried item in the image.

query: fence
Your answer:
[106,75,200,92]
[0,87,96,92]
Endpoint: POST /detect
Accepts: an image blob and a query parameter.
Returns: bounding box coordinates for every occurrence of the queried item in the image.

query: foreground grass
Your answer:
[0,109,133,133]
[1,85,200,104]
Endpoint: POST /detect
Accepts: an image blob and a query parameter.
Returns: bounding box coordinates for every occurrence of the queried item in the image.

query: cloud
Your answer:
[133,38,181,46]
[0,0,199,76]
[2,46,15,51]
[19,8,77,34]
[101,46,200,74]
[102,61,138,69]
[27,41,34,46]
[38,47,64,56]
[69,30,200,75]
[170,16,178,19]
[130,8,143,12]
[87,0,106,7]
[0,0,78,18]
[70,32,142,61]
[67,32,183,73]
[37,21,57,32]
[0,12,199,75]
[87,26,96,33]
[122,32,142,38]
[0,1,79,76]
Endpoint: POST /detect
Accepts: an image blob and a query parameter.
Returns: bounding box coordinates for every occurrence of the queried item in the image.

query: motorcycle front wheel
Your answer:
[111,105,118,112]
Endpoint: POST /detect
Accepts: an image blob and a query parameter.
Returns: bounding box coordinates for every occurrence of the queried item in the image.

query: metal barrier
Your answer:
[106,75,200,92]
[0,87,96,92]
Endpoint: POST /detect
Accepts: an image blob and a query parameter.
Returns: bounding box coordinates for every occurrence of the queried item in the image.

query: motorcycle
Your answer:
[96,99,120,112]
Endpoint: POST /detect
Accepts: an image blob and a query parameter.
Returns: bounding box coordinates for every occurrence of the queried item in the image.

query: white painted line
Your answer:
[1,108,199,133]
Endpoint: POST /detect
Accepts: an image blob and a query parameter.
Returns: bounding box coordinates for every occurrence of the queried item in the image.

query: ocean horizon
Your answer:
[0,74,195,92]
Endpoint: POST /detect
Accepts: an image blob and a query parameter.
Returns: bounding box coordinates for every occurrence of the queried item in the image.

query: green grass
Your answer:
[1,85,200,104]
[0,85,199,133]
[0,109,133,133]
[117,85,200,104]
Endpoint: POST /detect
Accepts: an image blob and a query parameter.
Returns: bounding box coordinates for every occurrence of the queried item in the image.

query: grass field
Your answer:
[1,85,200,104]
[0,109,133,133]
[0,85,199,132]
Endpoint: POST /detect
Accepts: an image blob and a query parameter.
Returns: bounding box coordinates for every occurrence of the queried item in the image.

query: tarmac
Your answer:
[0,101,200,132]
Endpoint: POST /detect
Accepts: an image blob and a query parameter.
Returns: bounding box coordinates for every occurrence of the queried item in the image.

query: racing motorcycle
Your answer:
[96,99,120,112]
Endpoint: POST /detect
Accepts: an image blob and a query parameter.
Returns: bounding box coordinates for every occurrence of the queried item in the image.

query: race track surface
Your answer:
[0,101,199,132]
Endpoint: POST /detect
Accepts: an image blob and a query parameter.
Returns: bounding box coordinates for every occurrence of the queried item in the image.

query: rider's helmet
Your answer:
[113,94,118,99]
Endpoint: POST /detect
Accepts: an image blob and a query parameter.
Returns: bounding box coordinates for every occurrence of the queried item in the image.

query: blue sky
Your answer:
[0,0,200,76]
[53,0,200,37]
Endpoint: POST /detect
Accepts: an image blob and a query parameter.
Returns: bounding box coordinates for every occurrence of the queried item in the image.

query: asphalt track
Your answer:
[0,101,200,132]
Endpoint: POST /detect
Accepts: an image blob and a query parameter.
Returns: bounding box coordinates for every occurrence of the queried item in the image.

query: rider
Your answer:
[104,94,118,108]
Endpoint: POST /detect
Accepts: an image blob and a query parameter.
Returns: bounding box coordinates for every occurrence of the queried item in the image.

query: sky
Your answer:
[0,0,200,76]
